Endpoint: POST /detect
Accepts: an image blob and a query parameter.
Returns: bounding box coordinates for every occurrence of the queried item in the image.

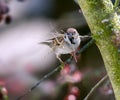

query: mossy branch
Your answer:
[77,0,120,99]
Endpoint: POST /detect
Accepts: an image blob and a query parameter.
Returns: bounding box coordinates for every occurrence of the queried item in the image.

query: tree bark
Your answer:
[78,0,120,99]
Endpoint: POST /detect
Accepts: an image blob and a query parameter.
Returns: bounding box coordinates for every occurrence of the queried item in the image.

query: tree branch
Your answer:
[78,0,120,99]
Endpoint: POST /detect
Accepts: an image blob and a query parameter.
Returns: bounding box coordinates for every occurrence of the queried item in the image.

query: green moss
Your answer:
[78,0,120,99]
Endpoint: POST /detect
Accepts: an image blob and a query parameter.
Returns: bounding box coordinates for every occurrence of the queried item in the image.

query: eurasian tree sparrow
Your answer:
[39,28,90,63]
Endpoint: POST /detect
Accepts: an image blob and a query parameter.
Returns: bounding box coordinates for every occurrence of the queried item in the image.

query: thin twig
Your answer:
[16,39,94,100]
[84,75,108,100]
[16,64,64,100]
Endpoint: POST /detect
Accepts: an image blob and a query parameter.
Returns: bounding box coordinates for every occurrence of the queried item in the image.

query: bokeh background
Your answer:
[0,0,116,100]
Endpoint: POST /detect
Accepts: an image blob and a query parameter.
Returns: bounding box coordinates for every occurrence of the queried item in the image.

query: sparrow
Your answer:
[39,28,90,63]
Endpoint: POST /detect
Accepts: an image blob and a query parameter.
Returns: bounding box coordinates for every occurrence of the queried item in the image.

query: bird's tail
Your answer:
[38,41,53,48]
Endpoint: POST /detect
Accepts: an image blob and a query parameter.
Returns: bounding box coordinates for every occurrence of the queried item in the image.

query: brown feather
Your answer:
[39,35,64,48]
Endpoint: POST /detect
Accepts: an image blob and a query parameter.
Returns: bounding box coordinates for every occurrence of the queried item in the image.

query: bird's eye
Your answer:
[72,31,76,35]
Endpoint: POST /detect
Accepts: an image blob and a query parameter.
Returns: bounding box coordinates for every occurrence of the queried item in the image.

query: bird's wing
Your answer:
[38,34,65,48]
